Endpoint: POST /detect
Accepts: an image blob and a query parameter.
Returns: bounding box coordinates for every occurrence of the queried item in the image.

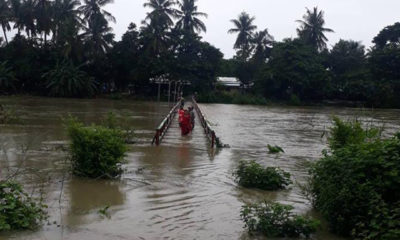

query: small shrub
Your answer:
[241,201,319,238]
[328,116,381,150]
[309,118,400,239]
[233,160,291,190]
[66,117,127,178]
[267,144,284,154]
[0,181,47,231]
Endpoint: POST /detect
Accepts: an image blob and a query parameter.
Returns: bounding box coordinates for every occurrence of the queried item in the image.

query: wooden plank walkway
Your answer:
[160,102,209,150]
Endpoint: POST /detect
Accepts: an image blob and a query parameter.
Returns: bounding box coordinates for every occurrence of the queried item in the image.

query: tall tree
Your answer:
[35,0,52,44]
[143,0,177,29]
[176,0,207,34]
[228,12,257,60]
[79,0,115,24]
[18,0,37,38]
[328,40,370,100]
[52,0,82,43]
[79,0,115,58]
[0,0,11,44]
[296,7,333,51]
[251,29,274,64]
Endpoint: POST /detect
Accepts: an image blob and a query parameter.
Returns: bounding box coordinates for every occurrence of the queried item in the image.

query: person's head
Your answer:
[179,106,183,110]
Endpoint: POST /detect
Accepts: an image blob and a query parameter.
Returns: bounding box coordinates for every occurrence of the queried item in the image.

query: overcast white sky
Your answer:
[105,0,400,58]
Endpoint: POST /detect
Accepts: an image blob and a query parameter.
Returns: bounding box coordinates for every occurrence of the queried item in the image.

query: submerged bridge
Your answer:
[152,97,219,148]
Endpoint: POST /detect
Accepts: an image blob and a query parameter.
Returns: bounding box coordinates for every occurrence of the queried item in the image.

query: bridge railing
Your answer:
[191,97,218,148]
[152,100,182,145]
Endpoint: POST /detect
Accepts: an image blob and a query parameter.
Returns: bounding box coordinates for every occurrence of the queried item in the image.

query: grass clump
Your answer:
[233,160,291,190]
[308,117,400,239]
[66,117,127,179]
[0,181,47,231]
[241,201,319,238]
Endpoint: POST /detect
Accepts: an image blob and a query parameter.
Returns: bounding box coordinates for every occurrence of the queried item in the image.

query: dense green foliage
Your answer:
[66,117,127,178]
[309,118,400,239]
[241,201,319,238]
[0,181,47,231]
[42,61,96,97]
[197,90,267,105]
[233,160,291,190]
[328,116,381,150]
[0,61,17,94]
[0,1,399,107]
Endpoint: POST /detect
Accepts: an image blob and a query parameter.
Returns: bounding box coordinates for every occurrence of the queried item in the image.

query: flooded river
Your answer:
[1,96,400,240]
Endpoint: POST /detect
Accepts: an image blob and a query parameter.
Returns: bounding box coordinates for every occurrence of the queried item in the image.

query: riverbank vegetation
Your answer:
[308,117,400,239]
[0,1,399,107]
[234,160,291,190]
[66,117,127,178]
[241,201,319,238]
[0,181,47,231]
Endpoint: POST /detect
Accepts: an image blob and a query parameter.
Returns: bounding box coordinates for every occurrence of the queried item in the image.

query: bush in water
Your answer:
[328,116,381,150]
[0,181,47,231]
[233,160,291,190]
[66,117,127,178]
[241,201,319,238]
[309,117,400,239]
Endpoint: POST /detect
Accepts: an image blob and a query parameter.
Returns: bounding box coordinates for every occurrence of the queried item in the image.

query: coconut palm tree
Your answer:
[143,0,177,29]
[228,12,257,60]
[83,13,114,59]
[35,0,52,44]
[176,0,207,34]
[296,7,334,51]
[251,28,274,63]
[52,0,82,42]
[18,0,36,39]
[0,0,12,44]
[79,0,115,59]
[79,0,115,24]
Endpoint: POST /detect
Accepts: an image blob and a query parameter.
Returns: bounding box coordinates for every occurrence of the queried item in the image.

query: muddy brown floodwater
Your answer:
[1,96,400,240]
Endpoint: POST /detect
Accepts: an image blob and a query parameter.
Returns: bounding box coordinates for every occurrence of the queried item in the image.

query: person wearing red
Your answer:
[180,110,192,135]
[178,106,184,127]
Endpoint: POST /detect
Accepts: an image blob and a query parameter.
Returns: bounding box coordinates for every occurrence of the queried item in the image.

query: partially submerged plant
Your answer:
[241,201,319,238]
[0,181,47,231]
[66,117,127,179]
[328,116,381,150]
[233,160,291,190]
[267,144,284,154]
[308,117,400,239]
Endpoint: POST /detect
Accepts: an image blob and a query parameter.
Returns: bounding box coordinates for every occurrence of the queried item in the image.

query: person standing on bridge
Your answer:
[181,109,192,135]
[178,106,184,127]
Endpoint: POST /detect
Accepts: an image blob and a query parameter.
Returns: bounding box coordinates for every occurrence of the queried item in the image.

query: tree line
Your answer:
[0,0,399,107]
[222,8,400,107]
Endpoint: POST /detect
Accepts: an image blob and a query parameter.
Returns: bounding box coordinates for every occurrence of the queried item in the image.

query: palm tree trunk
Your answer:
[2,26,8,45]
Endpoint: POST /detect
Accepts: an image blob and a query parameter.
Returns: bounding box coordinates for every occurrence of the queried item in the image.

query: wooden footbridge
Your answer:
[152,97,219,148]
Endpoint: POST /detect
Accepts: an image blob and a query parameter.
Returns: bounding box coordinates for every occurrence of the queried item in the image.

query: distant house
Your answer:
[217,77,241,89]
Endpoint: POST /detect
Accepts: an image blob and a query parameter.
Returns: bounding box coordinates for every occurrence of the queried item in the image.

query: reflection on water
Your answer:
[66,179,125,226]
[1,96,399,239]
